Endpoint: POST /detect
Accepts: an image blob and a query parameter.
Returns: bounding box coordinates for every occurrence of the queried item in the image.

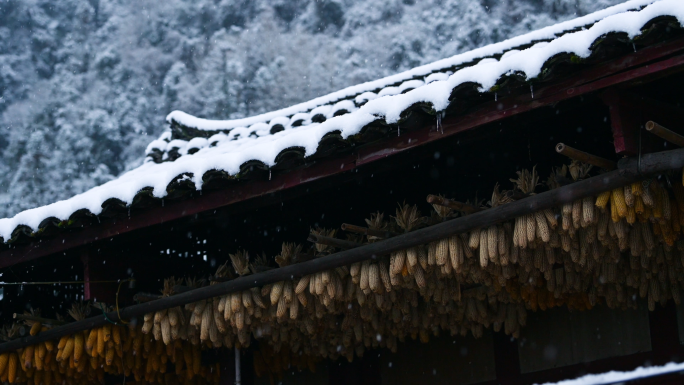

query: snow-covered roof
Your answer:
[539,361,684,385]
[1,0,683,244]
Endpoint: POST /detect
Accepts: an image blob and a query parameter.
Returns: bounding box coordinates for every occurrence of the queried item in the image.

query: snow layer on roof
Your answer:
[165,0,664,132]
[0,0,683,241]
[538,361,684,385]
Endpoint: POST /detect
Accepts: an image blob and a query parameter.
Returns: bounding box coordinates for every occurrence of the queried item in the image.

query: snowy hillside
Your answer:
[0,0,628,217]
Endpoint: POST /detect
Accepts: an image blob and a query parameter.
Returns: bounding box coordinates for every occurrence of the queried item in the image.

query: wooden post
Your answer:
[601,89,684,155]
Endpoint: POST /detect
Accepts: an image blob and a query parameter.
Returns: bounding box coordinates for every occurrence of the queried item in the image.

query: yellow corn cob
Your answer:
[635,195,645,215]
[8,352,17,384]
[612,187,627,218]
[631,181,642,196]
[23,345,33,369]
[610,191,620,223]
[626,206,636,224]
[73,333,84,364]
[103,324,112,342]
[29,322,41,336]
[60,337,74,363]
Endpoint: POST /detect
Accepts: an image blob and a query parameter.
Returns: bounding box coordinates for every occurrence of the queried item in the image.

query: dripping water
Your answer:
[530,85,534,99]
[495,92,497,102]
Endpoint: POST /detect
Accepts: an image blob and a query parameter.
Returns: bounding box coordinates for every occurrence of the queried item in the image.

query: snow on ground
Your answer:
[538,362,684,385]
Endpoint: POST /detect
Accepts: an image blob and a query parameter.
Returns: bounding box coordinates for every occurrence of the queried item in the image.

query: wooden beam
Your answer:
[1,36,684,270]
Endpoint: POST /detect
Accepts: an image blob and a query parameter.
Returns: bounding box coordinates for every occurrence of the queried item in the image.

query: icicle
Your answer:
[495,92,497,102]
[128,207,131,218]
[633,43,637,52]
[398,126,400,136]
[530,85,534,99]
[97,216,100,224]
[436,112,443,134]
[269,169,272,181]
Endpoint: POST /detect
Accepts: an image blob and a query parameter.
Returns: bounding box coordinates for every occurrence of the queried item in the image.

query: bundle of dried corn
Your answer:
[0,303,221,384]
[5,164,684,383]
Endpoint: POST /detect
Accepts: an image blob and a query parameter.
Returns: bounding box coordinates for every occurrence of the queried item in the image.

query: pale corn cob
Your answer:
[642,183,655,207]
[297,292,308,307]
[413,264,426,288]
[231,292,242,313]
[449,235,463,272]
[417,246,428,270]
[276,295,288,319]
[235,308,245,330]
[295,276,310,294]
[251,287,266,308]
[350,262,361,283]
[582,197,595,225]
[525,214,536,244]
[360,260,370,289]
[315,272,325,295]
[572,200,582,229]
[624,184,634,207]
[479,230,489,268]
[497,226,508,258]
[200,305,212,341]
[436,238,449,266]
[368,263,380,293]
[391,250,406,275]
[535,211,550,242]
[270,281,285,305]
[469,230,480,250]
[283,281,293,303]
[487,226,498,261]
[321,270,330,286]
[378,259,392,292]
[543,208,558,229]
[406,247,418,268]
[428,241,437,266]
[290,293,300,319]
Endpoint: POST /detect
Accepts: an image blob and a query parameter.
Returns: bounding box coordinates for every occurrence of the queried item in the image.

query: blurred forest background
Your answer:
[0,0,625,217]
